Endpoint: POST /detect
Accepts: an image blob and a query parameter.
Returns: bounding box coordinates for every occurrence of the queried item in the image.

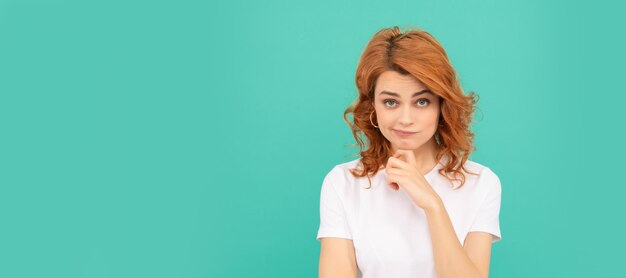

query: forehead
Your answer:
[374,71,427,96]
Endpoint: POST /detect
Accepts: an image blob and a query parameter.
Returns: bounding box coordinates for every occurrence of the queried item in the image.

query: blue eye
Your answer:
[383,99,398,107]
[417,99,430,106]
[383,99,430,108]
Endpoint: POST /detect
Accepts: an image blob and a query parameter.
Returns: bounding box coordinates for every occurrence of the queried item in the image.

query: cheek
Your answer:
[374,107,389,123]
[377,112,389,124]
[429,113,440,125]
[426,107,440,123]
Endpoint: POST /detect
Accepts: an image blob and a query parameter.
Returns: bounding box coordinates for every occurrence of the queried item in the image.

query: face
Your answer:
[372,70,441,153]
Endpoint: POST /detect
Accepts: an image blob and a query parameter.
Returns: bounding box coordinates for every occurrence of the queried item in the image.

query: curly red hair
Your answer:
[343,26,480,190]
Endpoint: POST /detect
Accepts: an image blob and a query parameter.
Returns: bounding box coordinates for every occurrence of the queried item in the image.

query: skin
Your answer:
[375,70,493,278]
[372,70,442,180]
[319,70,494,278]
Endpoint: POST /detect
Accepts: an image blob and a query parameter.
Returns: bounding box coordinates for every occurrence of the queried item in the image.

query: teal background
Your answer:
[1,0,625,277]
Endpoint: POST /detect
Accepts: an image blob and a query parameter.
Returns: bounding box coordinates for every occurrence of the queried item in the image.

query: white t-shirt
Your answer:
[316,156,502,278]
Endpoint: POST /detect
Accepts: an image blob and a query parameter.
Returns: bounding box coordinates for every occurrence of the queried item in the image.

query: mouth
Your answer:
[393,129,418,137]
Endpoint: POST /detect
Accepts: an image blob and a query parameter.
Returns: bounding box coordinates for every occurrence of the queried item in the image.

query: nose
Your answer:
[398,105,414,126]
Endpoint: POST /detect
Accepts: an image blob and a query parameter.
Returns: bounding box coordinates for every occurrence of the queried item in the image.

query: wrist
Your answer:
[423,196,444,214]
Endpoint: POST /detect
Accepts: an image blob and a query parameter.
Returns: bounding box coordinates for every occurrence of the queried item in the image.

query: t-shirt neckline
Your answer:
[424,160,442,181]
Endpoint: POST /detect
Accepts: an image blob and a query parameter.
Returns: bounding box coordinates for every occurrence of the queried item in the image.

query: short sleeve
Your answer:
[468,169,502,243]
[316,167,353,240]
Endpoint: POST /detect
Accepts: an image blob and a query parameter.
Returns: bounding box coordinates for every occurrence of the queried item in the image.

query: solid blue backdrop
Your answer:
[0,0,624,277]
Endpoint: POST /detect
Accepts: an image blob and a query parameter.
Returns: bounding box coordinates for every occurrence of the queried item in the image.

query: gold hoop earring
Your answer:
[370,111,379,128]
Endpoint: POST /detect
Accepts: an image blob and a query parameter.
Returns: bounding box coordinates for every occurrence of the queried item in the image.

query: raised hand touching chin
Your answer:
[385,149,442,211]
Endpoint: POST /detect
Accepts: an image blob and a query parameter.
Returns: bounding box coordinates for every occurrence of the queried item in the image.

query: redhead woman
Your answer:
[316,26,502,278]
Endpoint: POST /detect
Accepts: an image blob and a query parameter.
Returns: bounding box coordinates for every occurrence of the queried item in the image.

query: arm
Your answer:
[318,238,358,278]
[424,197,493,278]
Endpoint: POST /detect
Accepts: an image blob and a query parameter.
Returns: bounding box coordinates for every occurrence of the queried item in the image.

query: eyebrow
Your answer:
[378,89,432,97]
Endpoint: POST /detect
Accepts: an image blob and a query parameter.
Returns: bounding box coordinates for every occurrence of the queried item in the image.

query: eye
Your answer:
[417,98,431,107]
[382,98,431,108]
[383,99,398,108]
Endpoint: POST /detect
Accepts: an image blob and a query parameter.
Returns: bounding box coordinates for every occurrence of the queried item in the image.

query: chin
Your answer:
[395,142,423,150]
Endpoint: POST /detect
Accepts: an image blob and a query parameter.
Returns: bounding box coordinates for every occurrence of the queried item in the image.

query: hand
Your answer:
[386,149,442,211]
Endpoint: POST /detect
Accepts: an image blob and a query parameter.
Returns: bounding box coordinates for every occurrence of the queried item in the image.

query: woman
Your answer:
[317,26,502,278]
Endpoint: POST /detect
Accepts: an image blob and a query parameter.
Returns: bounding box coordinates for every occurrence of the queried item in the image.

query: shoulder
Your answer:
[321,158,363,188]
[326,158,361,180]
[462,159,501,192]
[333,158,362,174]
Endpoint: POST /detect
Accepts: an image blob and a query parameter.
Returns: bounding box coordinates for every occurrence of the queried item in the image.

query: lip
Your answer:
[393,129,418,137]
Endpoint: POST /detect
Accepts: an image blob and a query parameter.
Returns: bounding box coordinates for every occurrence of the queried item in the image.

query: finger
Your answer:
[393,150,406,162]
[386,170,395,184]
[386,168,405,176]
[396,149,416,166]
[387,156,408,169]
[404,150,417,167]
[386,157,400,170]
[386,180,399,190]
[386,169,405,189]
[393,150,403,158]
[386,175,400,191]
